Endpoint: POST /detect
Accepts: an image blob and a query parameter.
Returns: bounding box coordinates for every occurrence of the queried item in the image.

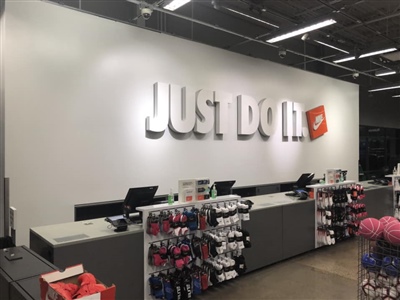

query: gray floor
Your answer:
[200,238,359,300]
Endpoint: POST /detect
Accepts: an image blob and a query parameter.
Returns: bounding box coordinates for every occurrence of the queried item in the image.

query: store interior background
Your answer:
[1,0,400,246]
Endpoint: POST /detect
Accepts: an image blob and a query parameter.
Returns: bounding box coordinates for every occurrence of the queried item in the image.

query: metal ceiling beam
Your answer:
[333,10,400,33]
[126,0,388,83]
[238,0,299,24]
[294,0,343,17]
[317,0,398,46]
[369,57,400,71]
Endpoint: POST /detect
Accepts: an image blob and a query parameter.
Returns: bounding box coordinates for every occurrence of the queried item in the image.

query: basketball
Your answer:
[361,253,382,272]
[359,218,384,240]
[380,216,399,227]
[384,222,400,245]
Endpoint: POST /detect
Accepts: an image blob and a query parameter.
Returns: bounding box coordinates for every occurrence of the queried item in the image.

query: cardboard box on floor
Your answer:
[40,264,116,300]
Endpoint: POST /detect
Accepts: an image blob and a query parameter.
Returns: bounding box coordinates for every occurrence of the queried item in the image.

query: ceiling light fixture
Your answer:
[224,8,279,28]
[359,48,397,59]
[392,95,400,98]
[375,70,396,77]
[368,85,400,92]
[333,56,356,63]
[314,40,349,54]
[164,0,191,11]
[266,19,336,43]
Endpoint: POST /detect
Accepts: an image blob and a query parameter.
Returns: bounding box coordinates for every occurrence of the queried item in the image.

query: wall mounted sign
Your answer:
[146,82,322,140]
[306,105,328,140]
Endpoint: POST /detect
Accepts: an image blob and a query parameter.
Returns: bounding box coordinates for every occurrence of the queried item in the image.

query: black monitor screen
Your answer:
[123,186,158,218]
[293,173,314,189]
[212,180,236,196]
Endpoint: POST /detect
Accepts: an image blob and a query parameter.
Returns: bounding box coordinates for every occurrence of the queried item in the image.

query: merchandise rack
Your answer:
[307,181,364,248]
[137,194,243,300]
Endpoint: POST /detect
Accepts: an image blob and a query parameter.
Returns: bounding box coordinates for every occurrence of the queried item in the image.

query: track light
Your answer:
[375,70,396,77]
[314,40,349,54]
[333,56,356,63]
[266,19,336,43]
[164,0,191,11]
[359,48,397,59]
[224,7,279,28]
[368,84,400,92]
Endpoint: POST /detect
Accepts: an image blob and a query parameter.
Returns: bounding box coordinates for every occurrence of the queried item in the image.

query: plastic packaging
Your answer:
[168,189,174,205]
[211,185,217,199]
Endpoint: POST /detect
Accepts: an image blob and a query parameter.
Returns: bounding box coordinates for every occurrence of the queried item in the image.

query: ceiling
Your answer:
[46,0,400,94]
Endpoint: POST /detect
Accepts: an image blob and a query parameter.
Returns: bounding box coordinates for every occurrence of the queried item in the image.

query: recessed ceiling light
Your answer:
[266,19,336,43]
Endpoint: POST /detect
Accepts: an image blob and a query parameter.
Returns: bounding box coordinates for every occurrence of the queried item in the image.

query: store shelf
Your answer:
[137,195,248,300]
[307,180,366,249]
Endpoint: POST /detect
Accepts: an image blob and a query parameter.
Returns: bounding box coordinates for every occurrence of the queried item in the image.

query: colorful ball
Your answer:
[359,218,384,240]
[384,222,400,245]
[361,278,377,297]
[380,216,399,227]
[377,286,398,300]
[382,256,400,277]
[377,272,391,287]
[361,253,382,272]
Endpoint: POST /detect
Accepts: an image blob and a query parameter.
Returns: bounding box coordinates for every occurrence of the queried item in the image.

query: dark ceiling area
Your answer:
[47,0,400,96]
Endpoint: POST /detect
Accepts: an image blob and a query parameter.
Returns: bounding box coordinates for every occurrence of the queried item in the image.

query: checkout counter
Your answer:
[29,181,392,300]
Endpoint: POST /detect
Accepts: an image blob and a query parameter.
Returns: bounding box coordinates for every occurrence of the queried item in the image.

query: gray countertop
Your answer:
[30,180,388,247]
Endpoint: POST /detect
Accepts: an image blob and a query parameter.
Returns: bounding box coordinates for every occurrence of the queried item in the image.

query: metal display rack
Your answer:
[307,181,367,248]
[136,195,246,300]
[358,236,400,300]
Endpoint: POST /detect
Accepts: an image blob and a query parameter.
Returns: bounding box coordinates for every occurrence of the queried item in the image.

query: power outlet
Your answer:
[10,207,17,230]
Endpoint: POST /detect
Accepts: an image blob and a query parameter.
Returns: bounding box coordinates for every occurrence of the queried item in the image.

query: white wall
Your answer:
[5,1,359,246]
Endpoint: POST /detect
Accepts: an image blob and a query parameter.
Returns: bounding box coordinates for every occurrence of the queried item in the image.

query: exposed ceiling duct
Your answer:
[44,0,400,92]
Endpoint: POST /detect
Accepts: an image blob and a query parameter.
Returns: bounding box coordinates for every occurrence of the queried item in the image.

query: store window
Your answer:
[359,126,400,181]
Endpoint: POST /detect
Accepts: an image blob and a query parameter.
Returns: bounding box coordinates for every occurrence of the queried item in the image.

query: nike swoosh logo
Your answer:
[313,118,324,131]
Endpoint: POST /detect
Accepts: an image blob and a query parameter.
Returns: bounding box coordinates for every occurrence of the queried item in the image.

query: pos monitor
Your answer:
[293,173,315,190]
[211,180,236,196]
[123,186,158,221]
